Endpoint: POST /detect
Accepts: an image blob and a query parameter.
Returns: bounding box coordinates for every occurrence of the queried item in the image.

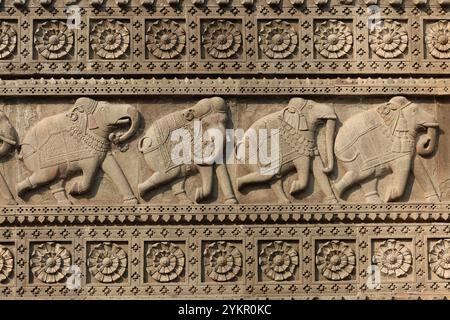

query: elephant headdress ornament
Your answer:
[334,96,440,203]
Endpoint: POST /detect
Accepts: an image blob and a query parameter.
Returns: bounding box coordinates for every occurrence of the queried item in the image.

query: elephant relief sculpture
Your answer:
[334,96,440,203]
[236,98,338,203]
[138,97,238,204]
[0,111,17,205]
[16,97,140,205]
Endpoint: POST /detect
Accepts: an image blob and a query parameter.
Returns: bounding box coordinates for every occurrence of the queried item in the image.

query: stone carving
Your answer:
[316,240,355,281]
[314,20,353,59]
[259,20,298,59]
[373,239,412,278]
[203,241,242,282]
[87,242,127,283]
[429,239,450,279]
[334,96,440,203]
[0,245,13,283]
[202,20,242,59]
[90,19,130,59]
[237,98,337,203]
[16,97,139,204]
[0,21,17,59]
[30,242,71,284]
[34,20,74,60]
[138,97,237,204]
[146,19,186,60]
[146,242,185,282]
[0,111,17,205]
[369,20,408,59]
[259,241,299,281]
[426,20,450,59]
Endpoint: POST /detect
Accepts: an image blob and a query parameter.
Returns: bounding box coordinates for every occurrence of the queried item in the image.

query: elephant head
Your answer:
[281,98,336,173]
[0,111,16,157]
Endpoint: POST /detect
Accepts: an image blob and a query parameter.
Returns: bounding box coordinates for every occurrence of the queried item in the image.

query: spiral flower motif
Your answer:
[30,242,71,284]
[146,242,185,282]
[0,22,17,59]
[429,239,450,279]
[259,20,298,59]
[373,239,412,278]
[146,19,186,59]
[316,240,355,281]
[202,20,242,59]
[90,19,130,59]
[314,20,353,59]
[87,242,127,283]
[0,245,13,282]
[370,20,408,59]
[34,20,74,60]
[203,241,242,282]
[426,20,450,59]
[259,241,299,281]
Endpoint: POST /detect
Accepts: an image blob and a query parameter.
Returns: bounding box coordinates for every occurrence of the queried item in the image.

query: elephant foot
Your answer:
[384,187,402,202]
[68,182,81,195]
[224,197,238,204]
[323,196,338,204]
[289,180,307,195]
[425,193,440,203]
[277,198,291,204]
[5,198,17,205]
[194,187,204,203]
[16,178,33,197]
[174,191,194,204]
[332,181,344,198]
[57,199,72,205]
[365,191,382,203]
[123,196,138,205]
[236,178,245,192]
[138,183,148,198]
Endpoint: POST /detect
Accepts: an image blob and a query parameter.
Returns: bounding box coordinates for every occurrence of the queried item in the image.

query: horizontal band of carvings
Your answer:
[0,203,448,225]
[0,77,449,96]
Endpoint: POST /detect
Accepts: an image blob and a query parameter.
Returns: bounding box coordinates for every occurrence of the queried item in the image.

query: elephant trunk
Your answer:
[416,126,437,156]
[322,119,335,173]
[118,106,139,142]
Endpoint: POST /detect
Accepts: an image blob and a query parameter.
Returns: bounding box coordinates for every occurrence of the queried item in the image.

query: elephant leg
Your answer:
[17,168,58,197]
[68,159,99,195]
[385,156,411,202]
[195,165,214,203]
[270,178,290,204]
[333,169,374,198]
[171,178,193,204]
[360,179,381,203]
[312,157,337,203]
[413,156,440,202]
[290,156,310,195]
[138,167,182,198]
[49,180,71,205]
[101,152,138,204]
[237,171,275,191]
[0,173,16,205]
[215,164,237,204]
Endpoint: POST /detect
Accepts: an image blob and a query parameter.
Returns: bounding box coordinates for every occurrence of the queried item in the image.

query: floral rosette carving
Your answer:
[259,20,298,59]
[316,240,355,280]
[203,241,242,282]
[30,242,71,283]
[202,20,242,59]
[426,20,450,59]
[429,239,450,279]
[146,19,186,59]
[34,20,74,60]
[369,20,408,59]
[87,242,127,283]
[373,239,412,277]
[90,19,130,59]
[0,22,17,59]
[146,242,185,282]
[259,241,299,281]
[0,245,13,282]
[314,20,353,59]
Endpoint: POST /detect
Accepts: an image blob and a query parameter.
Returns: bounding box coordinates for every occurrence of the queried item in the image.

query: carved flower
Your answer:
[202,20,242,59]
[34,20,74,60]
[314,20,353,59]
[369,20,408,59]
[373,239,412,278]
[259,20,298,59]
[146,242,185,282]
[316,240,355,280]
[426,20,450,59]
[87,242,127,283]
[429,239,450,279]
[203,241,242,282]
[90,19,130,59]
[0,22,17,59]
[30,242,71,283]
[146,19,185,59]
[0,245,13,282]
[259,241,299,281]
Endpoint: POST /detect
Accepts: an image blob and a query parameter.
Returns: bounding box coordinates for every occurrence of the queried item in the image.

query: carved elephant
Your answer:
[138,97,237,204]
[0,111,17,205]
[16,97,140,205]
[236,97,337,203]
[333,96,440,203]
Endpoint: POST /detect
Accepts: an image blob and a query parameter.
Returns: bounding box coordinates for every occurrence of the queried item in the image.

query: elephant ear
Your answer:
[281,106,308,131]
